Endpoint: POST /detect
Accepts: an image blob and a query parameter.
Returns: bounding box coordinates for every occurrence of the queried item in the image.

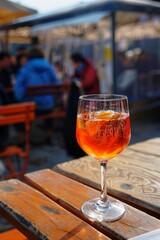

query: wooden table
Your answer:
[0,138,159,240]
[54,137,160,219]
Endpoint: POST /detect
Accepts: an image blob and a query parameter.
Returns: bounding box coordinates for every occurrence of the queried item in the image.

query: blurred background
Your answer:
[0,0,160,232]
[1,0,160,102]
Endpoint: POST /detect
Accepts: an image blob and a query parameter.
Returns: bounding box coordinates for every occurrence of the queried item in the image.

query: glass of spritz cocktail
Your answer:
[76,94,131,222]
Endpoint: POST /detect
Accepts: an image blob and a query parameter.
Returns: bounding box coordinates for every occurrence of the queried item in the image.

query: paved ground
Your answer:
[0,117,160,232]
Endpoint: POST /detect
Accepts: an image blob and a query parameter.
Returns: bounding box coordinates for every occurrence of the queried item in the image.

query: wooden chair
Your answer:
[0,102,35,179]
[0,229,28,240]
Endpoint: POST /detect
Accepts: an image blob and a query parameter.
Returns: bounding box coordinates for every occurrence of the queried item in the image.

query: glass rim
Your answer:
[79,94,128,101]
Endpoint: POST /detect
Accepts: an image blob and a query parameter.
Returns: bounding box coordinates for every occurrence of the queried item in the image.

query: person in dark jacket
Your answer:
[14,47,60,144]
[0,52,15,103]
[0,84,9,152]
[64,52,100,157]
[0,52,12,89]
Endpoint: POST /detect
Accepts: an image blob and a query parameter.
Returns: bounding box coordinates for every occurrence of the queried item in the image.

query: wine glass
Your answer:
[76,94,131,222]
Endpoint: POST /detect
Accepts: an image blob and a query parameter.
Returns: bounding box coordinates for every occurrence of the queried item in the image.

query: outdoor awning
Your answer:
[0,0,37,25]
[0,0,160,31]
[31,12,109,33]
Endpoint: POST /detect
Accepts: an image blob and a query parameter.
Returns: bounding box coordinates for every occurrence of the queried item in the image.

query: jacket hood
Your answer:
[26,58,51,72]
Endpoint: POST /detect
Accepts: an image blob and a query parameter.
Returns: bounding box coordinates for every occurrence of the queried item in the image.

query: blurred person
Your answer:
[10,55,17,66]
[115,51,126,77]
[116,51,138,101]
[70,52,100,94]
[64,52,100,157]
[0,83,9,178]
[13,53,27,76]
[16,46,26,56]
[13,46,27,74]
[135,51,152,96]
[0,83,9,152]
[0,52,12,89]
[0,52,16,103]
[14,47,60,144]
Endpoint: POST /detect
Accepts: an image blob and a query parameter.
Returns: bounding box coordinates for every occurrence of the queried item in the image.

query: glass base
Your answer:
[81,198,125,222]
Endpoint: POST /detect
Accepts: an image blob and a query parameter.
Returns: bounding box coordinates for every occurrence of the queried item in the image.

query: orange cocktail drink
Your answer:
[76,111,130,161]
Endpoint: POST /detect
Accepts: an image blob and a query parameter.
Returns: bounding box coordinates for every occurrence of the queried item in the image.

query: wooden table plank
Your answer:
[129,228,160,240]
[25,169,160,240]
[53,146,160,218]
[128,138,160,157]
[0,179,109,240]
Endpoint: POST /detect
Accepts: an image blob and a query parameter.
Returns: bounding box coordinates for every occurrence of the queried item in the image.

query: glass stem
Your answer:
[100,162,108,203]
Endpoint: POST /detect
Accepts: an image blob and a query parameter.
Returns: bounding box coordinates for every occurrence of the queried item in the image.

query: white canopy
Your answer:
[31,12,109,33]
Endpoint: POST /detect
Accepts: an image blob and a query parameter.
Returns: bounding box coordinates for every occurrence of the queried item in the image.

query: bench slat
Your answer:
[25,169,160,240]
[0,179,109,240]
[0,103,35,115]
[0,229,28,240]
[0,113,35,125]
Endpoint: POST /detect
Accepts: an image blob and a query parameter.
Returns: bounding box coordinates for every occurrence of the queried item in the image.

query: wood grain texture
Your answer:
[53,139,160,218]
[0,179,109,240]
[128,138,160,157]
[25,169,160,240]
[0,229,28,240]
[129,228,160,240]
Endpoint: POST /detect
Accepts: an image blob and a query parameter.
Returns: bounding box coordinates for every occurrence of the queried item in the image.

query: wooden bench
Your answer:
[0,102,35,179]
[5,83,70,120]
[26,83,70,120]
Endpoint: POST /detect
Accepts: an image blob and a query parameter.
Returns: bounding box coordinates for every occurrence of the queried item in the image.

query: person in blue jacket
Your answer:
[14,47,60,144]
[14,47,59,112]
